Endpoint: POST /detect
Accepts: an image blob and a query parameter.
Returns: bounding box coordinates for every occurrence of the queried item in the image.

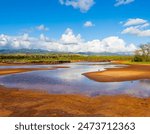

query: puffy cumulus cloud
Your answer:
[0,33,52,50]
[114,0,135,7]
[60,28,83,44]
[59,0,95,12]
[0,28,137,53]
[0,34,8,47]
[121,18,150,37]
[0,34,31,49]
[84,21,94,27]
[39,34,50,41]
[84,37,137,53]
[124,18,147,27]
[36,24,49,31]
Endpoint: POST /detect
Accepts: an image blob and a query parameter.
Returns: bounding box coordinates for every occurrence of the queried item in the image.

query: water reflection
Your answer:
[140,79,150,85]
[0,62,150,98]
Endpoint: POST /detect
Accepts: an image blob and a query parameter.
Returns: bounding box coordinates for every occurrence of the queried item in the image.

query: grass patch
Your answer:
[122,61,150,65]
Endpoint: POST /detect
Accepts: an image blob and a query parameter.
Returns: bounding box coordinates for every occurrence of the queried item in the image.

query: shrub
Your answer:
[132,55,143,62]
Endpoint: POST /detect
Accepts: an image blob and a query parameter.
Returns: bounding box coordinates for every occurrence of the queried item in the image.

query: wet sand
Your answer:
[83,64,150,82]
[0,85,150,117]
[0,66,69,76]
[0,63,150,117]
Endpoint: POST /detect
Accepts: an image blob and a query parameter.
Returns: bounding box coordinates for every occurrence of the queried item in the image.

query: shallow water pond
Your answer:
[0,62,150,97]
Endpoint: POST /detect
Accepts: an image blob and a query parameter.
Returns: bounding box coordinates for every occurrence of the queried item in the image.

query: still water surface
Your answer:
[0,62,150,97]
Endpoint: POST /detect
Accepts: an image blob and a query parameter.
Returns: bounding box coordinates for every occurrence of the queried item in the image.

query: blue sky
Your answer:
[0,0,150,53]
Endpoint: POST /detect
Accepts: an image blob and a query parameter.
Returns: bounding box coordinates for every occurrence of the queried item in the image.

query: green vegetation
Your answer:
[132,43,150,62]
[0,53,133,64]
[122,61,150,65]
[1,43,150,65]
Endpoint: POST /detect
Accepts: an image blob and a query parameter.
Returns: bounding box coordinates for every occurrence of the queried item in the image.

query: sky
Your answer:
[0,0,150,53]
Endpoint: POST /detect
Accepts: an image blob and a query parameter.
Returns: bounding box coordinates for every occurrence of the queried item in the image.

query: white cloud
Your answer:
[124,18,147,26]
[140,23,150,28]
[121,18,150,37]
[0,28,137,53]
[122,27,150,37]
[39,34,50,42]
[36,24,49,31]
[0,34,8,46]
[115,0,135,7]
[84,21,94,27]
[59,0,95,12]
[60,28,83,44]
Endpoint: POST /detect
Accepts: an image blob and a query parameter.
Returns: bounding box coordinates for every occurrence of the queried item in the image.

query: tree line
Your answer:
[133,43,150,62]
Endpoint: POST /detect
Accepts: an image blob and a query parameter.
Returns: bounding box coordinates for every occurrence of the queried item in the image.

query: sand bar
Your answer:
[83,64,150,82]
[0,66,69,76]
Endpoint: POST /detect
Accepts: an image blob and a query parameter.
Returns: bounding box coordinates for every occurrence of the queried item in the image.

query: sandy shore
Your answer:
[0,85,150,117]
[83,64,150,82]
[0,66,69,76]
[0,63,150,117]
